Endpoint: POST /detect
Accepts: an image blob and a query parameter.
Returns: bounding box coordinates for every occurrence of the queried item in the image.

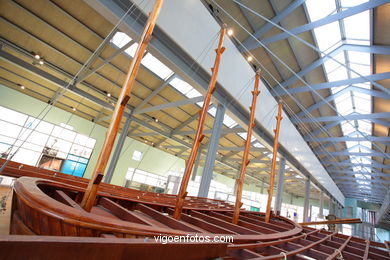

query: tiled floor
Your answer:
[0,185,13,235]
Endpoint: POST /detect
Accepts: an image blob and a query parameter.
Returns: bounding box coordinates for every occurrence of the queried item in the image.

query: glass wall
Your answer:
[0,105,96,177]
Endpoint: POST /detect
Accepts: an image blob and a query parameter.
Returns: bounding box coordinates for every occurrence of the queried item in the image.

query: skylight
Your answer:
[111,32,174,80]
[305,0,336,21]
[305,0,374,194]
[111,32,132,48]
[141,53,174,80]
[223,114,238,128]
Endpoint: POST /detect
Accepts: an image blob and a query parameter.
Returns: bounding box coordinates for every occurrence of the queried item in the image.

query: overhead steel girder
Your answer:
[296,112,390,124]
[325,161,390,171]
[342,194,383,203]
[329,169,390,179]
[239,0,306,52]
[134,73,175,110]
[274,44,390,93]
[333,177,390,185]
[280,72,390,96]
[316,151,387,158]
[338,183,387,191]
[129,127,244,137]
[296,86,390,118]
[244,0,389,50]
[133,96,204,114]
[343,191,386,197]
[305,135,390,143]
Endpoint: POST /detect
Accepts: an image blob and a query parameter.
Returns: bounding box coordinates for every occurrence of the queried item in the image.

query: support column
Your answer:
[303,178,311,222]
[319,190,324,219]
[198,104,225,197]
[104,115,132,183]
[274,158,286,215]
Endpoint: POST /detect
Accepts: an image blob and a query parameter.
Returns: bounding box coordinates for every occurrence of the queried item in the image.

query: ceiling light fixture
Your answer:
[72,107,76,112]
[34,54,40,60]
[227,29,233,36]
[17,84,25,90]
[247,56,253,62]
[107,92,111,97]
[38,60,44,65]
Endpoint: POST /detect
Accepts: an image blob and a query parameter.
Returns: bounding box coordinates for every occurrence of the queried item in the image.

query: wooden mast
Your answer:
[80,0,164,211]
[232,71,261,225]
[172,26,227,220]
[265,102,283,223]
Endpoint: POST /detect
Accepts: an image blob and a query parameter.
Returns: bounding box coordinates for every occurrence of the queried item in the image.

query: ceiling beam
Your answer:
[279,72,390,96]
[244,0,389,50]
[134,96,203,115]
[239,0,306,52]
[305,135,390,143]
[296,112,390,124]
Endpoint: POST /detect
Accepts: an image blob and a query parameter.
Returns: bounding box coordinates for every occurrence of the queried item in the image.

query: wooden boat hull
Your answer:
[3,160,390,259]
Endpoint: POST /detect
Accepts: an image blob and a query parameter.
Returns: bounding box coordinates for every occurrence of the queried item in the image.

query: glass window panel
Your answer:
[133,172,146,183]
[125,42,138,57]
[111,32,132,48]
[344,11,369,41]
[74,134,89,146]
[141,53,173,79]
[132,150,142,161]
[0,143,11,156]
[306,0,336,21]
[36,120,54,134]
[331,85,348,94]
[0,121,22,138]
[327,66,348,82]
[0,135,15,146]
[341,0,368,7]
[349,63,371,77]
[324,52,345,74]
[170,77,193,95]
[12,148,40,166]
[60,129,76,142]
[313,22,342,53]
[185,89,202,98]
[21,142,43,153]
[46,137,72,154]
[348,51,370,65]
[25,131,49,146]
[223,114,238,128]
[51,126,63,138]
[70,144,85,157]
[208,107,217,117]
[0,106,28,126]
[353,92,370,100]
[86,138,96,149]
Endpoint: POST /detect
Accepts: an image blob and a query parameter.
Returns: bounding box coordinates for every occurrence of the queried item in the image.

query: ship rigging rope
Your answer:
[234,25,386,195]
[211,0,390,162]
[210,0,387,202]
[233,0,390,96]
[0,0,150,172]
[236,39,377,192]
